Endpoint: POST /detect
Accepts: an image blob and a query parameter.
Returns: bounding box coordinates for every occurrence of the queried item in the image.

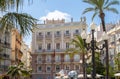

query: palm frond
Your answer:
[106,7,119,14]
[82,7,96,14]
[92,12,98,21]
[104,0,119,9]
[0,0,33,11]
[0,12,37,36]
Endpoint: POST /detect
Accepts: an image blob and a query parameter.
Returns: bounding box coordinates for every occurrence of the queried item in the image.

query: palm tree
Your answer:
[66,35,87,79]
[82,0,119,32]
[0,0,37,36]
[82,0,119,78]
[7,62,32,79]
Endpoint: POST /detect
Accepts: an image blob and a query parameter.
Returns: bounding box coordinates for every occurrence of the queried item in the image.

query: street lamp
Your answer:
[81,22,108,79]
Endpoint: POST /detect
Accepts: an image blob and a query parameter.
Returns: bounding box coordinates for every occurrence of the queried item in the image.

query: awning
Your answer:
[115,73,120,77]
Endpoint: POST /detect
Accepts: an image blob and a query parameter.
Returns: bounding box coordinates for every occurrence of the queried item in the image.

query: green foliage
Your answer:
[0,0,37,36]
[83,0,119,20]
[86,52,105,75]
[114,53,120,72]
[0,12,37,36]
[0,0,33,11]
[7,62,32,79]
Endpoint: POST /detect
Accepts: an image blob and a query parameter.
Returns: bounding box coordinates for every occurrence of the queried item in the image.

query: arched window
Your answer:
[37,56,42,63]
[46,55,51,62]
[74,54,80,62]
[64,54,70,62]
[55,55,61,62]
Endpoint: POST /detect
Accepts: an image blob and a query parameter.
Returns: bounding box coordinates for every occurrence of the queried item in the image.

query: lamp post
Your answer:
[81,22,108,79]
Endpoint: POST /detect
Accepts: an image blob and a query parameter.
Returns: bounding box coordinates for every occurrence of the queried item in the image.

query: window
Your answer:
[75,65,79,70]
[66,30,69,34]
[56,31,60,35]
[75,30,79,33]
[39,32,42,36]
[37,56,42,63]
[47,43,51,50]
[38,66,42,72]
[64,54,70,62]
[74,54,80,62]
[56,43,60,50]
[56,65,60,72]
[66,42,69,49]
[47,66,51,72]
[65,65,70,70]
[55,55,61,62]
[47,32,50,35]
[46,55,51,62]
[38,44,42,50]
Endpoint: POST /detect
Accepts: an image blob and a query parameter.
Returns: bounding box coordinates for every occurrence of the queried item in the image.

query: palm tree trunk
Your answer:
[82,52,86,79]
[99,13,106,31]
[100,12,109,79]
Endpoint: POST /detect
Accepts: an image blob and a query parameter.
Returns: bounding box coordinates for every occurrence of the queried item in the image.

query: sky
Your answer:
[19,0,120,46]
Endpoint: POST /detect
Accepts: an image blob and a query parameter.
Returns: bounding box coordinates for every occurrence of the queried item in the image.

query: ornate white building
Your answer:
[96,21,120,67]
[31,19,89,79]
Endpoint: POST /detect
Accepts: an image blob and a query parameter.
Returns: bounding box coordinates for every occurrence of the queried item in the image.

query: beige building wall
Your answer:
[11,29,23,64]
[21,41,32,69]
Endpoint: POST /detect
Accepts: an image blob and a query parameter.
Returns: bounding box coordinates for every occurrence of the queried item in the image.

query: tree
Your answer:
[0,0,37,36]
[66,35,87,79]
[82,0,119,78]
[86,52,105,75]
[114,53,120,72]
[83,0,119,32]
[7,62,32,79]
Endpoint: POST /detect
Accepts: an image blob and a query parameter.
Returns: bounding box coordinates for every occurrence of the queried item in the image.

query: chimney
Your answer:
[71,18,73,22]
[44,20,45,24]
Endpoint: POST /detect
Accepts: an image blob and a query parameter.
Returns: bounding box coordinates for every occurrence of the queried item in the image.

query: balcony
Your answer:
[73,32,80,36]
[0,53,10,60]
[0,40,10,48]
[54,34,61,40]
[45,35,52,40]
[36,35,43,41]
[64,33,71,37]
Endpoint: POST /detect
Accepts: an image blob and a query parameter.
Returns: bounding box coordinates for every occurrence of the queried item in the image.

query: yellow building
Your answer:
[11,29,23,64]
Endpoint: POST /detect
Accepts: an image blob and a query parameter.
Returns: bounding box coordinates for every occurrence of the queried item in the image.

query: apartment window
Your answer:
[38,44,42,50]
[38,66,42,72]
[75,65,79,70]
[56,31,60,35]
[64,54,70,62]
[55,55,61,62]
[74,54,80,62]
[37,56,42,63]
[46,55,51,62]
[47,43,51,50]
[46,66,51,72]
[56,43,60,50]
[56,65,60,72]
[66,30,69,34]
[47,32,51,35]
[75,29,79,33]
[66,42,69,49]
[39,32,42,36]
[65,65,70,70]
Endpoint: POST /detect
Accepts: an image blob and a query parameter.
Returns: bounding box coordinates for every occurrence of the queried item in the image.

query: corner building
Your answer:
[31,19,87,79]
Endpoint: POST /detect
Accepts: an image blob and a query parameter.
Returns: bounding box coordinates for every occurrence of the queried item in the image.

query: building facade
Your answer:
[21,41,32,70]
[31,19,88,79]
[96,21,120,67]
[0,31,11,74]
[11,29,23,64]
